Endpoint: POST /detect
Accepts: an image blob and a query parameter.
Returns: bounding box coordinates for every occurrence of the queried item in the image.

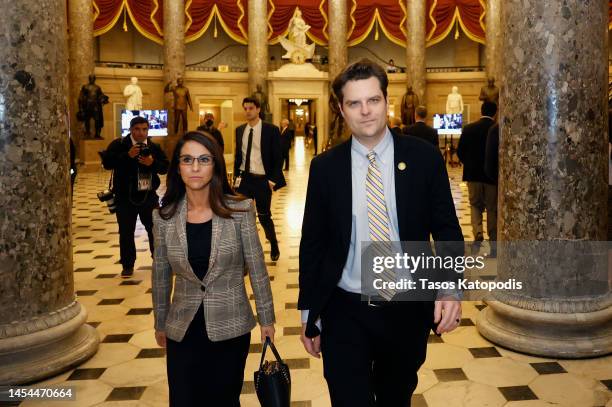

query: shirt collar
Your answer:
[351,127,393,165]
[130,134,147,145]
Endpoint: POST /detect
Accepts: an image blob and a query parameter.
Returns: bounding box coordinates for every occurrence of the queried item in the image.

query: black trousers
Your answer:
[115,199,156,268]
[320,288,433,407]
[282,147,290,170]
[166,306,251,407]
[237,175,278,244]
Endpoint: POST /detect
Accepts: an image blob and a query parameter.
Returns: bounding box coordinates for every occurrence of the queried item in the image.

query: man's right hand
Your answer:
[155,330,166,348]
[128,145,141,158]
[300,323,321,358]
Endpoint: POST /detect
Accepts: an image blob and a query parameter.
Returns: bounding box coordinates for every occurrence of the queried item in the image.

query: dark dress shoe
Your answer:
[270,242,280,261]
[121,267,134,278]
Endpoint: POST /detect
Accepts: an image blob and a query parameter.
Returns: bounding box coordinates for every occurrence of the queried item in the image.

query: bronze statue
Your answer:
[479,78,500,105]
[164,77,193,134]
[78,74,108,139]
[401,86,419,126]
[251,84,270,121]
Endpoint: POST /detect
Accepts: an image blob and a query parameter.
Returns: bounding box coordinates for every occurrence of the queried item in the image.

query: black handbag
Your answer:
[254,337,291,407]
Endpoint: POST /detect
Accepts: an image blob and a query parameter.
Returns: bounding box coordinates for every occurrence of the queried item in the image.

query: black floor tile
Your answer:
[601,379,612,391]
[75,250,93,254]
[249,343,263,353]
[286,358,310,369]
[74,267,95,272]
[468,347,502,358]
[105,386,146,401]
[433,368,468,382]
[137,266,153,270]
[87,322,101,328]
[120,280,142,286]
[283,327,302,336]
[498,385,538,401]
[102,334,133,343]
[136,348,166,358]
[93,241,110,245]
[98,298,124,305]
[96,273,118,279]
[127,308,152,315]
[428,334,444,344]
[67,368,106,380]
[459,318,475,326]
[145,288,152,294]
[474,304,487,311]
[288,268,298,273]
[285,302,298,309]
[241,381,255,394]
[291,402,312,407]
[286,283,299,289]
[411,394,428,407]
[530,362,567,375]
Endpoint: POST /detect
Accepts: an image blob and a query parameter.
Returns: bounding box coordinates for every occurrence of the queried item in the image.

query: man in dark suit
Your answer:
[197,112,224,152]
[234,97,286,261]
[299,59,463,406]
[280,118,294,170]
[103,117,169,277]
[404,105,439,149]
[457,101,497,254]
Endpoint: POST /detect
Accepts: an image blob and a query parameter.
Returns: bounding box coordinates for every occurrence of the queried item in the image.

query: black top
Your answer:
[404,122,439,148]
[186,220,213,280]
[457,117,496,184]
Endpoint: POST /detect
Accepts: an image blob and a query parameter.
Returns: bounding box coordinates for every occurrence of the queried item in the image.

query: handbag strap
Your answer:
[108,170,114,191]
[259,336,285,369]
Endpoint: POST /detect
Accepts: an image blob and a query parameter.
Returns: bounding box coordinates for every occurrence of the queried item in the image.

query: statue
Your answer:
[252,84,270,121]
[400,86,419,126]
[280,7,315,64]
[77,74,108,139]
[446,86,464,115]
[479,78,500,105]
[164,77,193,135]
[123,77,143,111]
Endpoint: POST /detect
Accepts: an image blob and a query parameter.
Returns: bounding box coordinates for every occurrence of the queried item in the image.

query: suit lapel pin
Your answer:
[398,162,407,171]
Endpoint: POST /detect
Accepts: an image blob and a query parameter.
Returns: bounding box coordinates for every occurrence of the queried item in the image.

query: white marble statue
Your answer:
[123,77,143,110]
[446,86,464,115]
[280,8,315,64]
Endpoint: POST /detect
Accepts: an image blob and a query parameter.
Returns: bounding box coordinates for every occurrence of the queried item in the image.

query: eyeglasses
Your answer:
[179,155,214,166]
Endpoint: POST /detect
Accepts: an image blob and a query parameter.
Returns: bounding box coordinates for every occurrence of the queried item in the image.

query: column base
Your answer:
[476,299,612,359]
[0,303,99,385]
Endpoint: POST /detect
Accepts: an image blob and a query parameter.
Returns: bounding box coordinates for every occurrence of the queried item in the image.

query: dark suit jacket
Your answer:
[298,132,463,338]
[457,117,495,184]
[484,123,499,185]
[404,121,439,148]
[102,135,169,204]
[234,121,286,190]
[280,127,294,152]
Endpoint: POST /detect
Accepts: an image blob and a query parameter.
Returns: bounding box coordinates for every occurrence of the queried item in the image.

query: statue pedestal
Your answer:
[80,139,110,171]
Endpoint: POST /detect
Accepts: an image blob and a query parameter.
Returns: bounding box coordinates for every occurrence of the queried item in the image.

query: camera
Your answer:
[137,143,151,158]
[97,189,117,214]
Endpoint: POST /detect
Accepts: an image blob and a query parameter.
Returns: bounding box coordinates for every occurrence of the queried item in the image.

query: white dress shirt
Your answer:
[240,119,265,175]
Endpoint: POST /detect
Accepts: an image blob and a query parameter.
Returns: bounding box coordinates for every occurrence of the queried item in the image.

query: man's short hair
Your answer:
[481,101,498,117]
[242,97,260,109]
[332,58,388,104]
[130,116,148,128]
[415,105,427,119]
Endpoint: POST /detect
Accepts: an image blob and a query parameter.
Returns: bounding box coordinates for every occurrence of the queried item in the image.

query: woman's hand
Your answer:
[261,324,275,343]
[155,330,167,348]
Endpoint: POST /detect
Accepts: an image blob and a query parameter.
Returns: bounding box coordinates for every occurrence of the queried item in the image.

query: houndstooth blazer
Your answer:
[152,197,275,342]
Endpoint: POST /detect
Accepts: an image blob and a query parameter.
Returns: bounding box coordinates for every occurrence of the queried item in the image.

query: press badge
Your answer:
[137,170,153,191]
[234,175,242,189]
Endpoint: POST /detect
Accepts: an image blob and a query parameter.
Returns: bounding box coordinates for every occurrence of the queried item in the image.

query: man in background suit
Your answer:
[234,97,286,261]
[404,105,439,149]
[299,59,463,406]
[280,118,294,170]
[457,101,497,255]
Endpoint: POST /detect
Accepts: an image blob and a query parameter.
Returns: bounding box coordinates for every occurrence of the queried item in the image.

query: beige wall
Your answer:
[79,66,487,169]
[97,20,163,64]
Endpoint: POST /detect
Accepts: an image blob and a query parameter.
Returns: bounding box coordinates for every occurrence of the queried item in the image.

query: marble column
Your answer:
[484,0,501,83]
[163,0,185,146]
[247,0,268,95]
[477,0,612,358]
[326,0,348,147]
[68,0,94,156]
[0,0,99,384]
[405,0,426,103]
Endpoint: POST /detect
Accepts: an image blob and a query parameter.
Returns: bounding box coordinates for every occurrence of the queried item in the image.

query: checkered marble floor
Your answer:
[16,137,612,407]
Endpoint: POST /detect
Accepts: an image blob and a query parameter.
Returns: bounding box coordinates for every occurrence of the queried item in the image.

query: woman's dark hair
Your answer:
[159,131,246,220]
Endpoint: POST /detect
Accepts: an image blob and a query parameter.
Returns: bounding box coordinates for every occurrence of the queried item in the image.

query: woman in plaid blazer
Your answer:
[152,131,275,406]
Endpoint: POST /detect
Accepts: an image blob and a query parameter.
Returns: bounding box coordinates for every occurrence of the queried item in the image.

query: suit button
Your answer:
[200,286,205,292]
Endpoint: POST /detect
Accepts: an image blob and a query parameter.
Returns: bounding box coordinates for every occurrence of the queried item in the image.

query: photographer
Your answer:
[103,117,169,278]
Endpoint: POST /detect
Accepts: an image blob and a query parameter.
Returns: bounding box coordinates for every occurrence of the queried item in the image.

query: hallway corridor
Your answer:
[20,136,612,407]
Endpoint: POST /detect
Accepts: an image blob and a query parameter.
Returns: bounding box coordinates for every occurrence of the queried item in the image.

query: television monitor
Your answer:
[432,113,462,135]
[121,109,168,137]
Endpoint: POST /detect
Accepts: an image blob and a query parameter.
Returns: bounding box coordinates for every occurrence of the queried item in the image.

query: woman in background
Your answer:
[152,131,275,406]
